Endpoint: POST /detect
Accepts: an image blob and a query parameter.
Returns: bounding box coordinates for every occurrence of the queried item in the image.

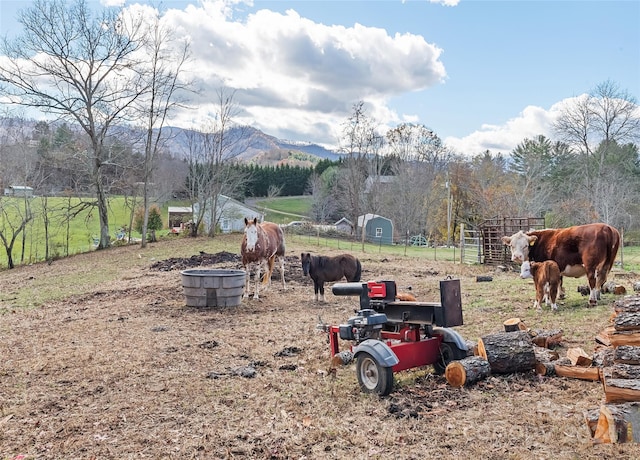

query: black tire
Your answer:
[355,352,394,396]
[433,341,466,375]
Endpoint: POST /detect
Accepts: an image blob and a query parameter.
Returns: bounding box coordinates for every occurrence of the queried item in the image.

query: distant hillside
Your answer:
[164,125,341,166]
[0,117,341,167]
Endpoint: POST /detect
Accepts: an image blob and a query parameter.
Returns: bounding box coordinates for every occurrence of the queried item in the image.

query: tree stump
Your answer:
[477,331,535,374]
[445,356,491,387]
[503,317,526,332]
[592,402,640,444]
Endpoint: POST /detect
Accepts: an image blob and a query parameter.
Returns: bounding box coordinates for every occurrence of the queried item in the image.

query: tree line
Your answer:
[0,0,639,269]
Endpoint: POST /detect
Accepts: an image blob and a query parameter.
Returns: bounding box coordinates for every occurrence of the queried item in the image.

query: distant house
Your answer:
[357,213,394,245]
[196,194,264,234]
[4,185,34,198]
[334,217,353,234]
[167,206,193,233]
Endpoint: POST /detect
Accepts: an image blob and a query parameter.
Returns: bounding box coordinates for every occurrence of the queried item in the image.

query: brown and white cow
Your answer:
[520,260,561,311]
[502,223,620,305]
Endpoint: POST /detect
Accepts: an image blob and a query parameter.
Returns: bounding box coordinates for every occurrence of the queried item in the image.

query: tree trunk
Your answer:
[591,402,640,444]
[477,331,535,374]
[445,356,491,387]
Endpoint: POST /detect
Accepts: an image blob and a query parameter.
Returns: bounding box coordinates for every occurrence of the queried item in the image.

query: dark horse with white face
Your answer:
[301,253,362,302]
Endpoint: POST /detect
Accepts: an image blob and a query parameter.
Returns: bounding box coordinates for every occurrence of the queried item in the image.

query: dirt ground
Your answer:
[1,237,639,459]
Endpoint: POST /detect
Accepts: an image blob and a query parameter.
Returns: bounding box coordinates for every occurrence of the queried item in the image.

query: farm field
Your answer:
[1,233,640,459]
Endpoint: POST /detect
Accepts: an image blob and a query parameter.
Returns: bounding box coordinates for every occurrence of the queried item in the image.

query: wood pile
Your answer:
[585,294,640,444]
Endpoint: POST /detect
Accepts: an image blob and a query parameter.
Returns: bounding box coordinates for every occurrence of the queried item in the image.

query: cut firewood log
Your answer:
[603,376,640,403]
[595,326,614,347]
[554,363,601,381]
[614,312,640,332]
[592,347,615,368]
[614,345,640,365]
[567,347,593,367]
[612,363,640,380]
[529,328,563,348]
[533,345,559,364]
[610,331,640,347]
[503,317,526,332]
[477,331,535,374]
[592,402,640,444]
[444,356,491,388]
[613,296,640,316]
[584,408,601,438]
[465,340,478,356]
[535,361,556,376]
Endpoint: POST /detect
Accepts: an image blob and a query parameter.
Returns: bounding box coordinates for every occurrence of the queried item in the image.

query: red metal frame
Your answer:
[326,324,444,373]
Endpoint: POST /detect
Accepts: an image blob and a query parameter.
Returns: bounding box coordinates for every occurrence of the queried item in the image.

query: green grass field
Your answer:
[2,194,640,273]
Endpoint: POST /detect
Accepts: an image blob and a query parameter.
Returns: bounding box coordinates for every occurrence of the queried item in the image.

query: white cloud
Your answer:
[100,0,126,7]
[151,0,446,146]
[443,98,581,156]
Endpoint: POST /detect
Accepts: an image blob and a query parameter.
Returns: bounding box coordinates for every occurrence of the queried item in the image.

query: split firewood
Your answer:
[533,345,559,364]
[602,281,627,296]
[592,347,615,368]
[613,345,640,365]
[595,326,614,347]
[503,317,526,332]
[609,330,640,347]
[592,402,640,444]
[614,296,640,315]
[614,312,640,332]
[444,356,491,388]
[567,347,592,367]
[612,363,640,380]
[529,328,563,349]
[602,376,640,404]
[554,363,601,381]
[584,408,601,438]
[477,331,535,374]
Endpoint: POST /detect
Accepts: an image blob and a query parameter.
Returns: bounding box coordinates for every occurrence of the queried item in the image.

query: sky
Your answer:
[1,0,639,155]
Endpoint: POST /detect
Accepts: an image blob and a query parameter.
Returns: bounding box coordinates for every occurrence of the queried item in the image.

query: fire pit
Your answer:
[180,269,245,307]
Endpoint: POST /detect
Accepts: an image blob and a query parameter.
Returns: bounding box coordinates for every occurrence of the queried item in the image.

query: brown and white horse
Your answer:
[241,217,286,299]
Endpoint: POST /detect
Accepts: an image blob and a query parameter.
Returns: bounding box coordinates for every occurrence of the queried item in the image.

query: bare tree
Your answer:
[136,11,191,248]
[384,123,450,242]
[553,80,640,225]
[0,0,148,249]
[337,101,382,249]
[185,89,248,237]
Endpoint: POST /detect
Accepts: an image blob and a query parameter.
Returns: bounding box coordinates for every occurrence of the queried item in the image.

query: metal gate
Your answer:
[460,217,546,265]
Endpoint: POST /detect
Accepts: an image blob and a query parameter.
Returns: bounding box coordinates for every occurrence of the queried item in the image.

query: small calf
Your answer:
[520,260,561,311]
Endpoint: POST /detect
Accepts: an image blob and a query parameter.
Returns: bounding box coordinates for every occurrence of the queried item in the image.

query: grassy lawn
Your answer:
[252,195,312,223]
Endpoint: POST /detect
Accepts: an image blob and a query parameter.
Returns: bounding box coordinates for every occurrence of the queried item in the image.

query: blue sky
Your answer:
[1,0,639,154]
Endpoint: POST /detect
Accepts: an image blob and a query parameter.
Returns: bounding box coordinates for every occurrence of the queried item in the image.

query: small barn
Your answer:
[197,195,264,234]
[4,185,34,198]
[357,213,394,245]
[334,217,353,234]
